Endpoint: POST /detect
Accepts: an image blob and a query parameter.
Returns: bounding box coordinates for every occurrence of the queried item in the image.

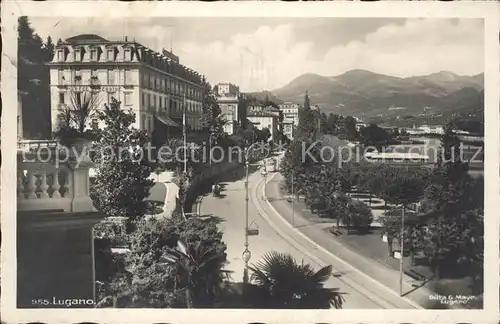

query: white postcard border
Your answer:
[1,1,499,323]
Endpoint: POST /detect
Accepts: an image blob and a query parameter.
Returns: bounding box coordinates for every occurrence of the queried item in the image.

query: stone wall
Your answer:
[183,160,241,213]
[18,224,96,308]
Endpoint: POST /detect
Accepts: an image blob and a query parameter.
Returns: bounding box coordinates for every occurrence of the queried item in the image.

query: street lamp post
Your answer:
[243,157,251,284]
[209,132,214,166]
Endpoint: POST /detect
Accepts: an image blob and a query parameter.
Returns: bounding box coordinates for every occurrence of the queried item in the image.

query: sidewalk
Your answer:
[146,171,179,219]
[264,172,476,309]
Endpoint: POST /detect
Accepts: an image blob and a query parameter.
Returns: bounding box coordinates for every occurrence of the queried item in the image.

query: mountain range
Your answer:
[256,70,484,119]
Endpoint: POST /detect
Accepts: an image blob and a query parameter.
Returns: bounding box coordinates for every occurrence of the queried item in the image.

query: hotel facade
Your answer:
[214,82,247,135]
[278,102,300,140]
[48,34,205,143]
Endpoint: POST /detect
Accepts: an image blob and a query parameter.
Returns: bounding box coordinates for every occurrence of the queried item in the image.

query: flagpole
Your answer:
[183,94,187,174]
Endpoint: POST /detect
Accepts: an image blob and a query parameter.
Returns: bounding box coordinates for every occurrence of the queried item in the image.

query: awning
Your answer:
[156,115,179,127]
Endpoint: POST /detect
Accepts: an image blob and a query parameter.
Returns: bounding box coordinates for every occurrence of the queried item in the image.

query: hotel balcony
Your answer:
[17,140,104,308]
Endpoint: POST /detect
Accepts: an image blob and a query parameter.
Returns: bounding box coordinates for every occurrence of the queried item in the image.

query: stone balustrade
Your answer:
[17,149,95,213]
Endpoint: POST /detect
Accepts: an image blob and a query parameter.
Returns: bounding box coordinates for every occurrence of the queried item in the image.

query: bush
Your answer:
[99,216,228,308]
[347,200,373,229]
[94,218,128,247]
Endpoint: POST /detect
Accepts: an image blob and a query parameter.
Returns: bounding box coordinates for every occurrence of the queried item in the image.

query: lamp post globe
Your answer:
[242,249,251,263]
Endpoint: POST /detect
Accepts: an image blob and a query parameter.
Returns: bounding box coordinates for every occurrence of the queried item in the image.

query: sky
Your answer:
[28,17,484,92]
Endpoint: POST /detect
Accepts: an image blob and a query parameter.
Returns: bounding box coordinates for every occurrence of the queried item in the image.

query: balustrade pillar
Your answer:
[70,162,94,212]
[40,173,50,199]
[52,171,61,198]
[26,171,38,199]
[18,171,25,199]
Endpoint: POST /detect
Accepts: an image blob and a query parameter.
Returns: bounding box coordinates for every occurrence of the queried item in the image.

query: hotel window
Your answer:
[108,92,116,105]
[107,69,115,85]
[74,69,82,84]
[124,92,132,106]
[145,93,149,108]
[124,69,132,85]
[91,69,98,78]
[141,93,145,107]
[58,69,65,84]
[57,49,65,62]
[59,92,65,104]
[90,48,99,61]
[142,115,147,131]
[107,48,114,61]
[150,75,154,89]
[143,73,149,89]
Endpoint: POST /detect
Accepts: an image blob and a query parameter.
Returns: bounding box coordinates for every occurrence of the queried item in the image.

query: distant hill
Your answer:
[245,90,283,105]
[259,70,483,119]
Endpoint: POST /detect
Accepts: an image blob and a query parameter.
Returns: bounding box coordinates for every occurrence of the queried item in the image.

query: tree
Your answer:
[18,16,52,139]
[200,80,224,143]
[97,216,228,308]
[381,168,426,259]
[359,124,391,151]
[345,200,373,233]
[53,90,102,147]
[303,90,310,110]
[161,240,230,308]
[90,99,156,226]
[43,36,55,61]
[296,91,317,141]
[343,116,358,141]
[249,251,344,309]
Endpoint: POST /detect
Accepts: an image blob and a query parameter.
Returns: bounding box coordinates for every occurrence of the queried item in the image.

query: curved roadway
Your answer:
[200,168,422,309]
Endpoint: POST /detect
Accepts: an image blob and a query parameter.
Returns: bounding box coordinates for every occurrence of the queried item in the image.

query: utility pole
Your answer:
[183,94,187,174]
[399,204,405,296]
[291,171,295,228]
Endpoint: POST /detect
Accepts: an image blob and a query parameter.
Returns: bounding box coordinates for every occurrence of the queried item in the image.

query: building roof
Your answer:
[248,111,278,118]
[365,152,430,160]
[65,34,109,44]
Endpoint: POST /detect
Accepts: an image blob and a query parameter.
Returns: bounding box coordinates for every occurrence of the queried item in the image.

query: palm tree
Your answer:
[54,89,102,147]
[161,241,230,308]
[249,251,344,309]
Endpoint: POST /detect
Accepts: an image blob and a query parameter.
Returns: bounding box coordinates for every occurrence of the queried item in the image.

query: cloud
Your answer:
[29,17,483,92]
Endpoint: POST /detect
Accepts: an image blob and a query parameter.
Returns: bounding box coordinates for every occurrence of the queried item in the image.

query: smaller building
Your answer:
[279,102,300,127]
[282,120,295,141]
[248,101,265,114]
[247,110,279,142]
[364,151,430,165]
[421,125,445,135]
[215,82,247,135]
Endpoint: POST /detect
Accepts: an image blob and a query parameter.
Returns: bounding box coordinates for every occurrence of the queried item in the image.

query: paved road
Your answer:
[200,168,421,309]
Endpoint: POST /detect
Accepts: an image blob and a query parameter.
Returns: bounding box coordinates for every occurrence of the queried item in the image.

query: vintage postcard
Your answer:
[1,1,499,323]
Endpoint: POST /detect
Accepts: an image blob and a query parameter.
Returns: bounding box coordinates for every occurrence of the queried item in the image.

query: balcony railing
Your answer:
[17,143,95,213]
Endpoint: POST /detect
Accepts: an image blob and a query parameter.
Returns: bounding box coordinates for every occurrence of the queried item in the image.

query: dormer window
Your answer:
[74,47,85,62]
[124,47,132,61]
[106,47,115,61]
[57,49,65,62]
[90,48,99,61]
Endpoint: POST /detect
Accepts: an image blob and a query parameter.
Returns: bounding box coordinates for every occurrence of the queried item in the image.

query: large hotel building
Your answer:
[48,34,205,143]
